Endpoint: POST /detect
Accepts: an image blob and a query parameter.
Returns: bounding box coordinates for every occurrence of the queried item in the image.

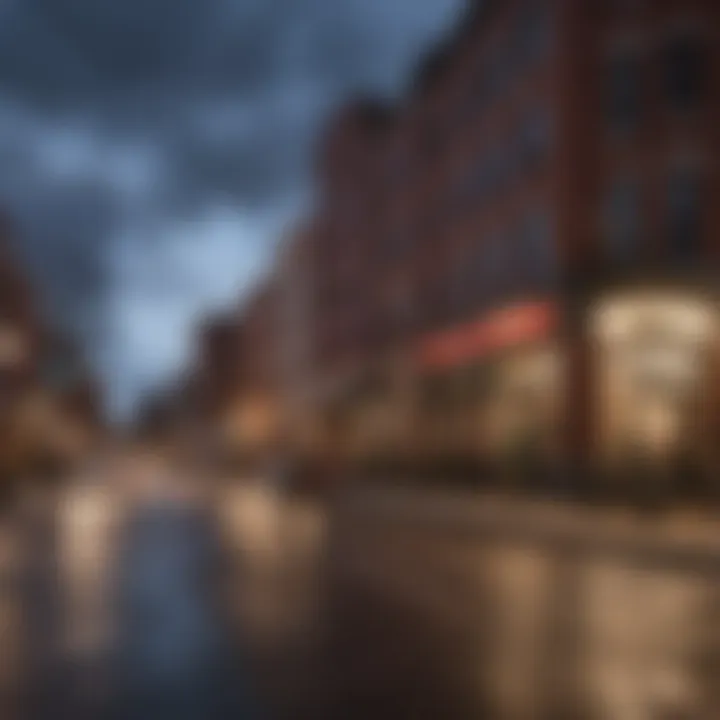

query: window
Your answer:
[515,1,552,67]
[479,150,510,201]
[386,230,412,260]
[484,233,509,294]
[665,35,708,111]
[520,213,556,281]
[470,65,491,116]
[423,115,443,158]
[667,169,703,258]
[471,52,503,115]
[495,148,514,193]
[608,0,646,14]
[422,374,455,413]
[605,52,643,131]
[459,161,489,207]
[519,111,553,170]
[485,55,504,103]
[450,249,481,319]
[387,143,409,182]
[602,179,641,260]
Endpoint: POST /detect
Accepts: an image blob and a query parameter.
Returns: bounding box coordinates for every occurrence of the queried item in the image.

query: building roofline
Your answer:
[412,0,493,97]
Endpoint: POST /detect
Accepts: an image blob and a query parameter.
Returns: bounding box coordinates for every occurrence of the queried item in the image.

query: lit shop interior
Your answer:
[324,362,412,473]
[590,290,720,500]
[480,342,564,485]
[413,301,563,483]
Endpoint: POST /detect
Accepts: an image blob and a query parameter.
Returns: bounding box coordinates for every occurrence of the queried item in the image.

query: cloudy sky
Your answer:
[0,0,466,420]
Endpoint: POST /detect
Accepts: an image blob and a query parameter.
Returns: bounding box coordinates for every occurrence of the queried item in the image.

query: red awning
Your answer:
[417,300,558,370]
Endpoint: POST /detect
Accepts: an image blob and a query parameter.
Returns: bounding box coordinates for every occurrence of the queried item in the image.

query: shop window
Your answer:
[421,374,452,413]
[605,52,643,132]
[667,169,703,259]
[664,34,708,112]
[602,179,641,261]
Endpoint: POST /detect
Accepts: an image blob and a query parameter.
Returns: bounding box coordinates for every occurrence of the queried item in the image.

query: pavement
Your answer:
[12,468,720,720]
[5,465,265,720]
[326,482,720,719]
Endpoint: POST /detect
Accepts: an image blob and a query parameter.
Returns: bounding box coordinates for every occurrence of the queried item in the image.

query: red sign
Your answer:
[417,300,558,370]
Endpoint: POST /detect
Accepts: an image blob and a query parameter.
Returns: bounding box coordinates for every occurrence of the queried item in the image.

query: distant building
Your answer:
[276,221,322,461]
[0,217,41,388]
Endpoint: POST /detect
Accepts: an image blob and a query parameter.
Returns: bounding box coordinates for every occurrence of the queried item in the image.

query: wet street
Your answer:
[5,466,266,720]
[3,467,720,720]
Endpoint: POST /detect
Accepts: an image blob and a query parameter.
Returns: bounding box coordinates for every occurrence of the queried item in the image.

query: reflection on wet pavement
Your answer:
[7,470,720,720]
[10,471,265,720]
[112,499,251,719]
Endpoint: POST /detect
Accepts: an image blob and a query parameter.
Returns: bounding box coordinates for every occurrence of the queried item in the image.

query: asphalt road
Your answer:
[17,480,261,720]
[16,474,720,720]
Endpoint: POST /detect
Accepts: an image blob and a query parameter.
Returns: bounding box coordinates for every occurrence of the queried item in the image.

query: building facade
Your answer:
[229,0,720,499]
[276,222,322,461]
[0,218,104,479]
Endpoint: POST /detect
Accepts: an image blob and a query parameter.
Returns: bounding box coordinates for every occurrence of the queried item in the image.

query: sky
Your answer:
[0,0,467,421]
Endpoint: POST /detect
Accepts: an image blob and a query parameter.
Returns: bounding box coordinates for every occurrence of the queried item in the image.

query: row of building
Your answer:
[0,214,103,489]
[160,0,720,500]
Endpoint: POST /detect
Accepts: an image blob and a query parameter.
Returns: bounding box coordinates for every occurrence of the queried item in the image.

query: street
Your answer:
[0,464,260,720]
[2,465,720,719]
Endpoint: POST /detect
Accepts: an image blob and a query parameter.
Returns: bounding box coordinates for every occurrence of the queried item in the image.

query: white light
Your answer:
[595,294,715,344]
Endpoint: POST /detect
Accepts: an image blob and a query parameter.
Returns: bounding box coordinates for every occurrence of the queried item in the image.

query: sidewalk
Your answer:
[338,483,720,566]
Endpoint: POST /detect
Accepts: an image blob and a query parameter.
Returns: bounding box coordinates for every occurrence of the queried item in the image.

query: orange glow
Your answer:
[417,300,558,370]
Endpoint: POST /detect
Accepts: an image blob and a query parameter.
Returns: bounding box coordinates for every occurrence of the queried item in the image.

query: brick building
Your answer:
[0,218,41,386]
[216,273,283,463]
[314,103,394,374]
[276,222,321,459]
[0,218,106,477]
[299,0,720,494]
[195,312,245,418]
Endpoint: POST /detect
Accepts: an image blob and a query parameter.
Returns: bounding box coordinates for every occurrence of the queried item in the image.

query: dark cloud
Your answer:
[0,0,467,418]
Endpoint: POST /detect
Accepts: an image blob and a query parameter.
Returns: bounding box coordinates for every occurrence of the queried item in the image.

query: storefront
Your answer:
[328,359,413,472]
[481,342,564,483]
[222,394,280,467]
[415,299,563,484]
[590,289,720,499]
